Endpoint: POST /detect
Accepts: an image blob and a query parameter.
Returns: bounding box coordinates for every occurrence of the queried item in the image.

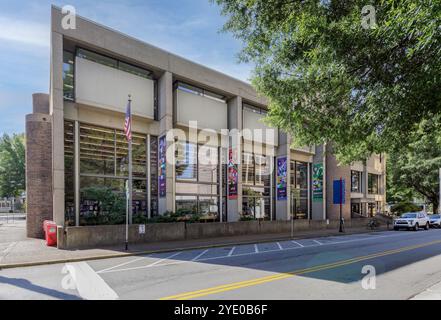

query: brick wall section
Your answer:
[326,151,351,221]
[26,94,53,238]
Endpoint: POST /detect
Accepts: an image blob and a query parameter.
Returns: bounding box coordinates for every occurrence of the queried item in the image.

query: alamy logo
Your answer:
[61,5,77,30]
[361,5,377,30]
[361,265,376,290]
[61,264,78,290]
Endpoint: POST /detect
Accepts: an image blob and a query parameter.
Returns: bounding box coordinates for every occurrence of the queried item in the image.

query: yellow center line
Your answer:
[159,239,441,300]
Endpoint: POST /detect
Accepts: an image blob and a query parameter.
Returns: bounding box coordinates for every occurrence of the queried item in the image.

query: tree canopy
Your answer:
[0,133,26,198]
[214,0,441,163]
[387,115,441,213]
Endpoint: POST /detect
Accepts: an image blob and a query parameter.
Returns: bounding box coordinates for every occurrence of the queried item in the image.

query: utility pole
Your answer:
[439,168,441,214]
[339,177,344,233]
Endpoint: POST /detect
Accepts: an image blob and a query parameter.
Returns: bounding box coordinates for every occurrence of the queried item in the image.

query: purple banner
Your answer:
[276,157,288,201]
[159,136,167,198]
[228,148,238,200]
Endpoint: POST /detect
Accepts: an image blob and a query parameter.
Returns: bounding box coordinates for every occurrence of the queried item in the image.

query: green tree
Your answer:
[214,0,441,163]
[387,116,441,213]
[0,133,26,197]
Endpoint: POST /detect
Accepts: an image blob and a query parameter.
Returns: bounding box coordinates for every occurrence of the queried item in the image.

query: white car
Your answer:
[429,214,441,228]
[394,212,430,231]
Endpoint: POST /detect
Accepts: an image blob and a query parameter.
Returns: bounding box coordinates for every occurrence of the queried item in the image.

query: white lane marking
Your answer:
[313,240,323,245]
[292,241,304,247]
[228,247,236,257]
[63,262,118,300]
[97,256,148,274]
[145,252,182,267]
[99,232,419,274]
[277,242,283,250]
[254,244,259,253]
[192,249,209,261]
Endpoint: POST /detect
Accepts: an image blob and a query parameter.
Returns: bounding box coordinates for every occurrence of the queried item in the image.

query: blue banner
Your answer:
[333,179,346,204]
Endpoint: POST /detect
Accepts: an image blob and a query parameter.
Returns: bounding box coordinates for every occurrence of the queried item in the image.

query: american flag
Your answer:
[124,99,132,141]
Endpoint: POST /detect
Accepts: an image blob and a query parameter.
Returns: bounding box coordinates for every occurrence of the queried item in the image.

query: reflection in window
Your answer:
[176,142,197,180]
[243,186,270,220]
[368,174,379,194]
[176,195,198,214]
[175,142,220,221]
[290,161,309,219]
[351,171,362,193]
[65,123,151,225]
[63,51,74,101]
[64,121,75,226]
[242,152,271,220]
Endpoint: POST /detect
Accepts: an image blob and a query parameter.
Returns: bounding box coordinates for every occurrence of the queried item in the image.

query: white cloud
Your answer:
[0,16,49,48]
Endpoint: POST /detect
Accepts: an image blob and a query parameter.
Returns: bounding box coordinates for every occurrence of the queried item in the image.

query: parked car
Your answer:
[393,212,430,231]
[429,214,441,228]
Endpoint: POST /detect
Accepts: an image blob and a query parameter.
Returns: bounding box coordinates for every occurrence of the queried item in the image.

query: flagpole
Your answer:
[126,94,133,251]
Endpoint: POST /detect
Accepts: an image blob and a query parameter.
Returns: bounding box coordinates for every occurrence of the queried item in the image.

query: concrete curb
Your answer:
[0,228,388,270]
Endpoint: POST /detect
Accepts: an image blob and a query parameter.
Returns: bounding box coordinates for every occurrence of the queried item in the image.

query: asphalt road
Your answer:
[1,229,441,300]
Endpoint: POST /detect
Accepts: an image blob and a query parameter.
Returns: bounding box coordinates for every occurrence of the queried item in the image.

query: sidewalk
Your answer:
[0,220,388,269]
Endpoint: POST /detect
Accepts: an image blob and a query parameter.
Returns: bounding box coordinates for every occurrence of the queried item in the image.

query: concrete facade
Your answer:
[25,7,386,242]
[26,94,53,238]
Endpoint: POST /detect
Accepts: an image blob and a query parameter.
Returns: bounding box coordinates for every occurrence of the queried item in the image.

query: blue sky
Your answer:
[0,0,252,135]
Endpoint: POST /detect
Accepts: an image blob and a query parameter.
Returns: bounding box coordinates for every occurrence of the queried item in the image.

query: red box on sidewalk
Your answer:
[43,220,57,247]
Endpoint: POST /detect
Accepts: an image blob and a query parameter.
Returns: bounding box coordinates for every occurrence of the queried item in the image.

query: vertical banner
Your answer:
[276,157,287,200]
[158,136,167,198]
[228,148,238,200]
[312,163,324,202]
[333,179,346,205]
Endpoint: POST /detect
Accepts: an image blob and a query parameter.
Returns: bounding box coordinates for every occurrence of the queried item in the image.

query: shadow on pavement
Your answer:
[0,276,81,300]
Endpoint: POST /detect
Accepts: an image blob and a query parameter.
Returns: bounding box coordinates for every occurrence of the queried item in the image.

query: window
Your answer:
[351,202,361,217]
[63,51,75,101]
[175,142,220,220]
[64,121,75,226]
[64,122,152,226]
[242,152,271,220]
[175,82,226,103]
[176,142,197,180]
[77,48,153,79]
[243,103,267,115]
[368,174,379,194]
[351,171,363,193]
[77,48,117,68]
[368,203,376,217]
[290,161,309,219]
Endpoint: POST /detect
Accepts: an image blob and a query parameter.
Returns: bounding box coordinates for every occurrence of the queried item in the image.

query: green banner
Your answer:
[312,163,323,201]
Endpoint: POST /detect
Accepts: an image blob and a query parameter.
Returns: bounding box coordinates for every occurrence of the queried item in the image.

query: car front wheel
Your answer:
[414,223,419,231]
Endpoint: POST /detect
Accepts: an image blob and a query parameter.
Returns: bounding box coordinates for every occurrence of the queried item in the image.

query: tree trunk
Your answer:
[433,201,439,215]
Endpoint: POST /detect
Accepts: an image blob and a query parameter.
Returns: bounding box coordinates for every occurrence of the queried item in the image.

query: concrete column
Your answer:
[158,71,174,214]
[275,133,290,221]
[50,31,65,226]
[226,96,242,222]
[26,94,53,238]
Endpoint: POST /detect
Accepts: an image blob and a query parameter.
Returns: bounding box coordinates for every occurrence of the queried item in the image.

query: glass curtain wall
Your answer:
[242,152,271,220]
[290,161,309,219]
[64,122,157,226]
[64,121,75,226]
[175,141,220,222]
